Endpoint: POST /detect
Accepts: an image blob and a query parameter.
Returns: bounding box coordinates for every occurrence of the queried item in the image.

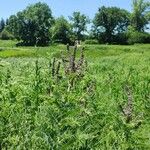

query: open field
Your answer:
[0,40,150,149]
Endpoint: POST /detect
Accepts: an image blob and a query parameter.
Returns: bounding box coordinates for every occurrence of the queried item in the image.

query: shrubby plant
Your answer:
[127,26,150,44]
[0,29,14,40]
[84,39,99,45]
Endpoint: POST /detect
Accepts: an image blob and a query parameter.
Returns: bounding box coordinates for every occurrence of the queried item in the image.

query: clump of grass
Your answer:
[0,49,35,58]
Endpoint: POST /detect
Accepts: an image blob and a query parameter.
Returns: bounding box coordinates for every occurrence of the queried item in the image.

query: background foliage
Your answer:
[0,0,149,45]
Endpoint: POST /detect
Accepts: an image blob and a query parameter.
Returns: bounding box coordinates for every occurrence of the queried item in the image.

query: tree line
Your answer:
[0,0,150,46]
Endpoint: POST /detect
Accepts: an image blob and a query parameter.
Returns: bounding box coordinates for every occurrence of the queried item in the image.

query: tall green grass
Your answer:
[0,42,150,149]
[0,40,17,47]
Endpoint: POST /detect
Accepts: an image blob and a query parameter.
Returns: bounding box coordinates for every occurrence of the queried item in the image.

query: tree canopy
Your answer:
[0,1,149,45]
[0,18,5,33]
[93,6,130,43]
[131,0,150,32]
[51,16,72,44]
[69,12,90,41]
[7,2,54,46]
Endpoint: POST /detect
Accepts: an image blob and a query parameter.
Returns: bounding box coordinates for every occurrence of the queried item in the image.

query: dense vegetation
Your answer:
[0,0,150,45]
[0,0,150,149]
[0,40,150,149]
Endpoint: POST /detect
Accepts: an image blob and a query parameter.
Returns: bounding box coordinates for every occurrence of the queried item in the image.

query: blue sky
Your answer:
[0,0,132,20]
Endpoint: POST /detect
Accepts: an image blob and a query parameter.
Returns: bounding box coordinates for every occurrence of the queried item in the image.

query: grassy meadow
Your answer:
[0,40,150,149]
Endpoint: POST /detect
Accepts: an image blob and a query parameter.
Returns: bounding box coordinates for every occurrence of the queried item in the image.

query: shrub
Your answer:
[113,33,128,45]
[126,26,150,44]
[127,32,150,44]
[0,29,14,40]
[84,39,99,44]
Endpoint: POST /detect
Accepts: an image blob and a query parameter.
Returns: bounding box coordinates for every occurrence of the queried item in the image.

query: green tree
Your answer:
[131,0,150,32]
[93,6,130,43]
[6,15,20,40]
[51,16,71,44]
[0,18,5,33]
[7,2,54,46]
[69,12,90,41]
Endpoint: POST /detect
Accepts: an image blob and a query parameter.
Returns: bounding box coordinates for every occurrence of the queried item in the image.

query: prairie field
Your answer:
[0,40,150,149]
